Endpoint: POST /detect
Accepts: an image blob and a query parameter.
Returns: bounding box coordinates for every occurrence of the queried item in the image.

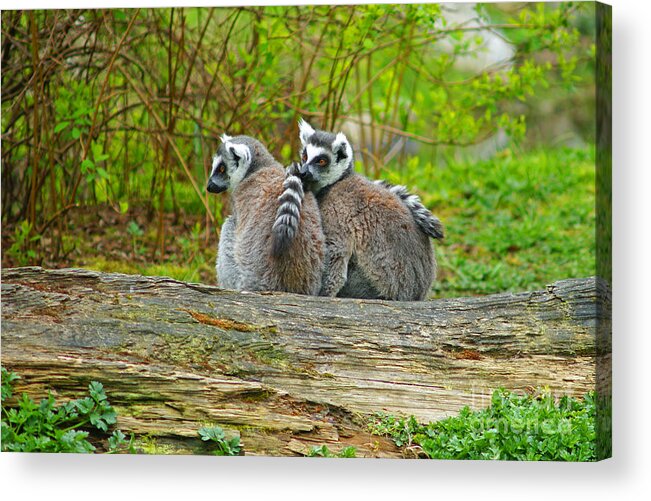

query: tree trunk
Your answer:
[1,267,609,457]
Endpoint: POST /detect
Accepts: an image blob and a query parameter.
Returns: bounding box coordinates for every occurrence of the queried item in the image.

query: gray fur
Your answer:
[209,135,325,295]
[373,180,445,240]
[336,256,382,299]
[298,120,440,301]
[216,215,240,289]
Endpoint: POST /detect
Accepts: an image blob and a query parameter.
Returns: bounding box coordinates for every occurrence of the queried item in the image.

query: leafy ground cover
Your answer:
[2,367,595,460]
[1,367,132,453]
[307,445,358,458]
[368,388,596,461]
[198,425,242,456]
[1,367,242,455]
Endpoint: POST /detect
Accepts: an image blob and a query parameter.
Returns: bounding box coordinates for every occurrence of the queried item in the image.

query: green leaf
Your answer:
[198,426,240,455]
[229,436,241,450]
[74,397,94,414]
[198,426,225,442]
[126,221,144,237]
[108,429,126,451]
[100,408,117,426]
[1,367,19,401]
[54,121,70,133]
[81,158,94,173]
[339,446,357,458]
[88,381,106,400]
[2,366,121,454]
[71,127,81,139]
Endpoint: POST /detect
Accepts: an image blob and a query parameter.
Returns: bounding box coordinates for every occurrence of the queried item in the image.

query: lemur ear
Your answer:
[298,118,316,145]
[224,142,251,168]
[332,132,353,164]
[220,133,233,144]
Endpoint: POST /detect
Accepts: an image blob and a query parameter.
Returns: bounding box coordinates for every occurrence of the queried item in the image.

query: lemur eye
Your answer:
[301,151,307,162]
[318,158,327,167]
[218,163,225,174]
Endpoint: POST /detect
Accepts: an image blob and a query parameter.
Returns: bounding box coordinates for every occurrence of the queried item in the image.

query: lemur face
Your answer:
[297,119,353,193]
[207,134,252,194]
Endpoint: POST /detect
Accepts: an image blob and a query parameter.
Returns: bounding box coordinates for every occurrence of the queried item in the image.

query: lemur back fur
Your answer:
[210,135,324,294]
[373,180,444,240]
[318,173,435,300]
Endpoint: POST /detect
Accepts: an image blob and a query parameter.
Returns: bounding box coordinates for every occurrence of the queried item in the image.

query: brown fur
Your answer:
[232,164,324,294]
[318,173,435,300]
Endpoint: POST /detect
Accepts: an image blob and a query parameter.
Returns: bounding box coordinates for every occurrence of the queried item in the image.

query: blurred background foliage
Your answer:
[1,2,597,297]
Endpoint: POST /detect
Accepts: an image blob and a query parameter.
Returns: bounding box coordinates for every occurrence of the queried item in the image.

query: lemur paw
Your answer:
[286,162,301,177]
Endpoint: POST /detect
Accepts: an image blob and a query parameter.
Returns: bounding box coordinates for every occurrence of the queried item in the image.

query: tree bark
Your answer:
[1,267,609,457]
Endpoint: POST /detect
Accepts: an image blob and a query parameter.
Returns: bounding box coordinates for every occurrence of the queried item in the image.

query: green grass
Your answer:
[368,388,596,461]
[380,146,596,297]
[83,255,213,284]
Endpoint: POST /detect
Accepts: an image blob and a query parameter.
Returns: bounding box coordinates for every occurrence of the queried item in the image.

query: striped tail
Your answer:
[375,180,445,240]
[272,163,305,256]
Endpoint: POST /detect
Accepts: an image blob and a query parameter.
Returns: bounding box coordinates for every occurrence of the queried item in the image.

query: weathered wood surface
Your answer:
[1,267,608,457]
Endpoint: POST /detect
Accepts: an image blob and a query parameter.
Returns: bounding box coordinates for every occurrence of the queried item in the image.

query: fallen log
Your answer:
[1,267,610,457]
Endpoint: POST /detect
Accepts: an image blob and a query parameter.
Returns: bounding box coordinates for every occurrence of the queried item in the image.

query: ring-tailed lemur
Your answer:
[208,134,324,295]
[296,119,444,301]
